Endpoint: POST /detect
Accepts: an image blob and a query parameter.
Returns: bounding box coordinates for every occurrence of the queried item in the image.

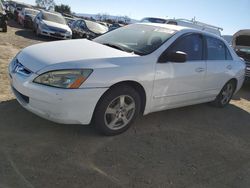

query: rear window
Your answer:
[141,18,167,24]
[236,35,250,46]
[85,20,109,34]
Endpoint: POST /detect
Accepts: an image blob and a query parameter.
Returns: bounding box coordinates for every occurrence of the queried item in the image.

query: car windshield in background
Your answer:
[141,18,167,24]
[25,9,39,15]
[94,24,176,55]
[42,12,66,25]
[85,20,108,34]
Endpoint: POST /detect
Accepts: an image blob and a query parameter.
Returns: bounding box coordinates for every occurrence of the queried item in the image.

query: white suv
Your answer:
[9,23,245,135]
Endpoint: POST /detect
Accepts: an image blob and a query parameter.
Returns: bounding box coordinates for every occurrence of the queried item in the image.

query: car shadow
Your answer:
[7,19,23,29]
[15,29,53,42]
[0,97,249,139]
[233,83,250,101]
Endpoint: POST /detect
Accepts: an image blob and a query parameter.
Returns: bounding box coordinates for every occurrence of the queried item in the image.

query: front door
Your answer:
[152,33,206,110]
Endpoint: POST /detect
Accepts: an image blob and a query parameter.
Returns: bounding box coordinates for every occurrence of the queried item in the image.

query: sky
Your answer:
[20,0,250,35]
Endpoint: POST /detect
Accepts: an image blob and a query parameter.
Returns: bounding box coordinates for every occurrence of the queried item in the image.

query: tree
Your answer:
[55,4,71,14]
[36,0,55,11]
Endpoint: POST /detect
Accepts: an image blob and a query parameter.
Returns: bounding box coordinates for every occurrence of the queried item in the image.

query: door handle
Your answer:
[226,65,232,70]
[195,67,205,73]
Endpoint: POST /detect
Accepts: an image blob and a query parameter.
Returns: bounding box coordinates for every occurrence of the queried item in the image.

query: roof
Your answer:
[136,22,187,31]
[135,22,225,41]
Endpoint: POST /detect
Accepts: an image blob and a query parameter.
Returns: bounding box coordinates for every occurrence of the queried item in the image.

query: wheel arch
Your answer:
[228,78,238,92]
[94,80,147,116]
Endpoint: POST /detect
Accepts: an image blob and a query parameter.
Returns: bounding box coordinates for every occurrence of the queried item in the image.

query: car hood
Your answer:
[17,39,138,73]
[42,20,71,32]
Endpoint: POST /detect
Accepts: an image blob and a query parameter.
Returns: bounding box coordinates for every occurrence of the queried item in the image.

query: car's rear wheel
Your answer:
[94,85,141,136]
[212,80,236,107]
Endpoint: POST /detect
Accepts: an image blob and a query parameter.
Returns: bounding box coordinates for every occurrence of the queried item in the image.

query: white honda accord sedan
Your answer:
[9,23,246,135]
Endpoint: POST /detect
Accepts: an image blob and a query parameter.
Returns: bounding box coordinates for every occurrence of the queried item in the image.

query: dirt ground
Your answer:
[0,21,250,188]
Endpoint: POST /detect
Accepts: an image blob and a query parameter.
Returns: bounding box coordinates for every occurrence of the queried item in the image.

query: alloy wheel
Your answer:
[104,95,136,130]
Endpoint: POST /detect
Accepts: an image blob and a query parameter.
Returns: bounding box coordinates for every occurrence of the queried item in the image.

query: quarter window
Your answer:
[206,36,226,60]
[169,34,203,61]
[226,47,233,60]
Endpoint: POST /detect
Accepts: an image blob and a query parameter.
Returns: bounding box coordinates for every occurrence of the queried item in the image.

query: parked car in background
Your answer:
[13,2,31,21]
[108,23,124,31]
[18,8,39,28]
[9,23,245,135]
[140,17,168,24]
[33,10,72,39]
[71,19,108,39]
[232,30,250,81]
[0,1,7,32]
[64,16,76,27]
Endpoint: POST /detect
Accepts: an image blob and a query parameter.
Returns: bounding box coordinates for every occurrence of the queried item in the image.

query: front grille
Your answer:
[49,26,67,33]
[12,87,29,104]
[12,59,32,76]
[246,62,250,77]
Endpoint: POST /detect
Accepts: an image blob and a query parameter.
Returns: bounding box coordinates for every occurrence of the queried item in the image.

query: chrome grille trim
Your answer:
[12,59,32,77]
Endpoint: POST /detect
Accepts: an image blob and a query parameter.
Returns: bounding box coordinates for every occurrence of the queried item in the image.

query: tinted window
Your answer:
[79,21,86,29]
[141,18,167,24]
[206,36,226,60]
[169,34,203,61]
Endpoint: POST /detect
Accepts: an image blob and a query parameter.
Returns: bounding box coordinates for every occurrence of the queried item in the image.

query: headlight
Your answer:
[34,69,93,89]
[66,31,72,35]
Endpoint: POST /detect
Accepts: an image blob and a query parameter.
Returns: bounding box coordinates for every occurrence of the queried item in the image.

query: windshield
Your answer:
[25,9,39,15]
[42,12,66,25]
[94,24,176,55]
[141,17,167,24]
[85,20,109,34]
[236,35,250,47]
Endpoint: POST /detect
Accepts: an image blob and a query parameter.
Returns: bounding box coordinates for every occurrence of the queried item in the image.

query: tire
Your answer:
[2,21,7,32]
[35,26,40,36]
[212,80,236,108]
[93,85,141,136]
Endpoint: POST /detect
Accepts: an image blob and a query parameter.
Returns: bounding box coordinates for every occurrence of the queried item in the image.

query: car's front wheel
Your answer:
[94,85,141,136]
[212,80,236,107]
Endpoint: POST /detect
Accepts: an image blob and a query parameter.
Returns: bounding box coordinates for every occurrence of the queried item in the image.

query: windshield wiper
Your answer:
[102,43,126,52]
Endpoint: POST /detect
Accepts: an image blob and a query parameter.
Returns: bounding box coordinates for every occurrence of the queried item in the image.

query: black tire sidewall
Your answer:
[94,85,141,136]
[2,22,7,32]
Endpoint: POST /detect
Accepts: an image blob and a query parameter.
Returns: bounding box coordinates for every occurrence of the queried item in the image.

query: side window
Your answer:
[206,36,226,60]
[169,34,203,61]
[74,20,81,28]
[79,21,86,29]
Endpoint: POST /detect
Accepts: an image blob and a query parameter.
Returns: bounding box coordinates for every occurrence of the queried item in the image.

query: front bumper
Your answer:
[40,27,72,40]
[9,66,108,125]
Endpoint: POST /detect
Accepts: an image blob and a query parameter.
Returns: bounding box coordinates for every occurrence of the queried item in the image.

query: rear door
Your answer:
[204,36,234,98]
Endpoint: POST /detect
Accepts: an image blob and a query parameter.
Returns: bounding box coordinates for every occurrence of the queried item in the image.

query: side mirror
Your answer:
[158,51,187,63]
